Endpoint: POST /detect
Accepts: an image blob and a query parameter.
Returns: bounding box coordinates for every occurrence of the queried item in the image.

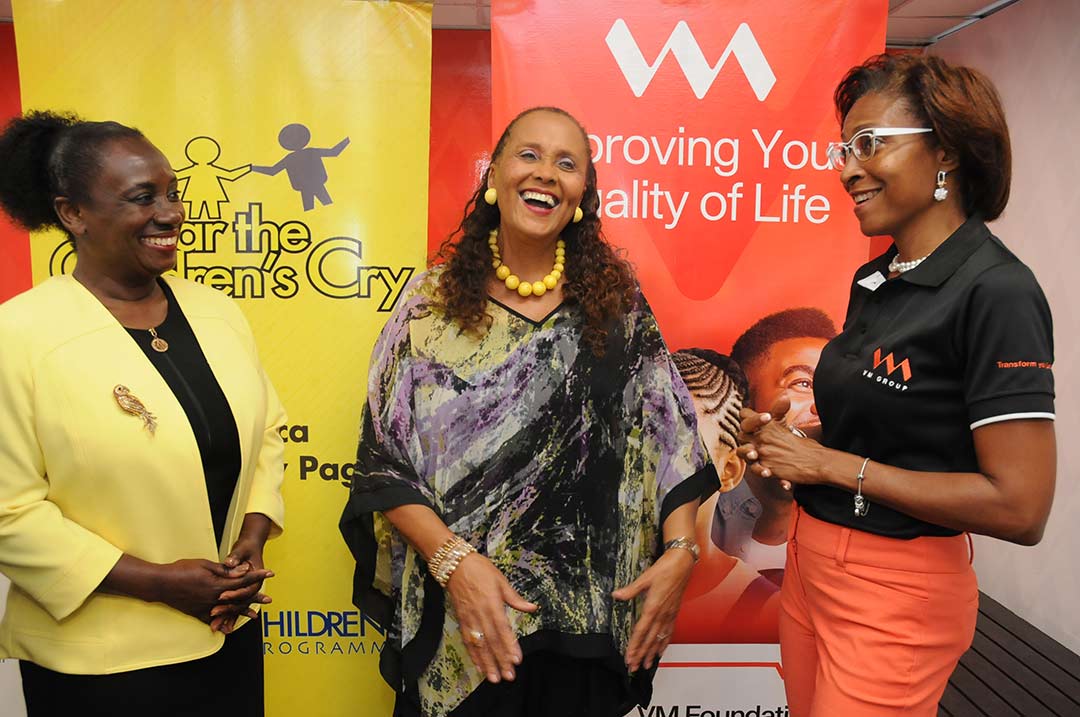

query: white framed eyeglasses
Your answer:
[826,127,933,170]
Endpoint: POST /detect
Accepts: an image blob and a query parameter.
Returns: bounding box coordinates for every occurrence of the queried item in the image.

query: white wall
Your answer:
[0,576,26,717]
[932,0,1080,654]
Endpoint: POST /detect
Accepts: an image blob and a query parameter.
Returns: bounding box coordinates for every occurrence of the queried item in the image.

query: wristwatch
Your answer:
[663,536,699,562]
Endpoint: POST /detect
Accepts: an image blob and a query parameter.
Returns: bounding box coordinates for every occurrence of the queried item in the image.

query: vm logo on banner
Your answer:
[605,19,776,101]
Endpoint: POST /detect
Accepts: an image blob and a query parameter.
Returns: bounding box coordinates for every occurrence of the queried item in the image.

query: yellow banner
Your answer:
[14,1,431,713]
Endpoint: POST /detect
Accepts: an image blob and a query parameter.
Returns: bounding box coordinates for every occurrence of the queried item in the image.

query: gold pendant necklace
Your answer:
[148,327,169,353]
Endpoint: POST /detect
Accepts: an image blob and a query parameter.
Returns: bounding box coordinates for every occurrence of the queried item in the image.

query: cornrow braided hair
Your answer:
[672,349,746,452]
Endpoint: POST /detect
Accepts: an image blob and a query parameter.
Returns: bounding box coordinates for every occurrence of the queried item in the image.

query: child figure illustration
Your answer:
[174,136,251,220]
[251,123,350,211]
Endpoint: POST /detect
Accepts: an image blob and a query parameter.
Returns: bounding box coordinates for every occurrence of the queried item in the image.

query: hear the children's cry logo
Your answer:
[176,136,251,220]
[50,126,410,308]
[251,123,350,212]
[175,125,350,215]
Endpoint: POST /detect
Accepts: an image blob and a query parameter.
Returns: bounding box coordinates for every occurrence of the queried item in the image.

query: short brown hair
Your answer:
[834,54,1011,220]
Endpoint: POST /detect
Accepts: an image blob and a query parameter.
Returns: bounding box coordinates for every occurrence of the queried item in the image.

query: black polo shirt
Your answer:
[798,216,1055,538]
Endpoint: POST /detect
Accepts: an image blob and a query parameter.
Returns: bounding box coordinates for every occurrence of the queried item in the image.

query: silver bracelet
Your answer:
[854,457,870,517]
[663,536,699,562]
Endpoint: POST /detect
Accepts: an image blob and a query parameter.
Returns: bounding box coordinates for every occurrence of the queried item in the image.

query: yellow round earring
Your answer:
[484,187,498,206]
[572,206,583,223]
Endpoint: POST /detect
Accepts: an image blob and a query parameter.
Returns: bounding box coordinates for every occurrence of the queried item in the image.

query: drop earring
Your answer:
[934,171,948,202]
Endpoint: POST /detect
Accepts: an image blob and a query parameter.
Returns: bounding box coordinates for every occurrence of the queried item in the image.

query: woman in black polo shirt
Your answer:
[737,54,1055,717]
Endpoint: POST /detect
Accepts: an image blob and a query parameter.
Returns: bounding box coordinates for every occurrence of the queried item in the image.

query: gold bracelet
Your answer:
[427,536,460,577]
[427,536,476,588]
[434,541,476,587]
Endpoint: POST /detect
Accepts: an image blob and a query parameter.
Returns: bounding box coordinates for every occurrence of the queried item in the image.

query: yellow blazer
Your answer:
[0,275,286,674]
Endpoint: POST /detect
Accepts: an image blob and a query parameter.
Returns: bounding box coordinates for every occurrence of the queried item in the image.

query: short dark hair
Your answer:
[833,53,1011,221]
[730,308,837,402]
[0,110,145,234]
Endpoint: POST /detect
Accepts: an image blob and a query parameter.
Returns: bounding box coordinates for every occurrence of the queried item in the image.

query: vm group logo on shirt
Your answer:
[605,20,777,100]
[873,348,913,381]
[863,347,913,392]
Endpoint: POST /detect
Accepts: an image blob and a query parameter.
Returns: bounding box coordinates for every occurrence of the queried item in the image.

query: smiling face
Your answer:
[61,137,184,287]
[488,110,589,243]
[745,336,826,433]
[839,92,952,242]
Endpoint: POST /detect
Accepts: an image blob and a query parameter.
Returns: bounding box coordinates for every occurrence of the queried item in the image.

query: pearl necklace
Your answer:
[489,229,565,297]
[888,254,929,274]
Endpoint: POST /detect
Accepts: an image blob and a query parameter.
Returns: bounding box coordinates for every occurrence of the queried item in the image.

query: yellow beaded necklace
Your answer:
[488,229,565,298]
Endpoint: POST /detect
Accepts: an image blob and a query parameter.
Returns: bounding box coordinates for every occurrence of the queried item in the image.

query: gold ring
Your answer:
[468,629,485,644]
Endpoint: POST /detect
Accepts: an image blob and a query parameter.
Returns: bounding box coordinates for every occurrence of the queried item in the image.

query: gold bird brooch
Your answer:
[113,385,157,434]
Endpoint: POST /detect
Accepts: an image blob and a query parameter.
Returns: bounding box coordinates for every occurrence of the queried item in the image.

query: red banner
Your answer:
[0,23,30,303]
[428,30,493,253]
[493,1,887,712]
[493,0,885,351]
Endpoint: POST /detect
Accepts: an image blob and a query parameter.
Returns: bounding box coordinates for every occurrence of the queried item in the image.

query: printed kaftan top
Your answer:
[340,270,715,716]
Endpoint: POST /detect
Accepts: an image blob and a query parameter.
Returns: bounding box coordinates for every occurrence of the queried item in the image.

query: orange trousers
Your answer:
[779,506,978,716]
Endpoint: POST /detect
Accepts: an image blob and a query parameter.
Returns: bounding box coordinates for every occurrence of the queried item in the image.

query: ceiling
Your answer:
[885,0,1018,46]
[425,0,1021,46]
[0,0,1022,47]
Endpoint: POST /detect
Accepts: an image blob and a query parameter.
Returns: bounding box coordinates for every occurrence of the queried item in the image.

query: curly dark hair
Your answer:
[0,110,145,238]
[433,107,636,355]
[834,53,1011,221]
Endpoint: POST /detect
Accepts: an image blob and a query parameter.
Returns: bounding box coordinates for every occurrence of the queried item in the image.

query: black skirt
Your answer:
[19,617,263,717]
[394,648,650,717]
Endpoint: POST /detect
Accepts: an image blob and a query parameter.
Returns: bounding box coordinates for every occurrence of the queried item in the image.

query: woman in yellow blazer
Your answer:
[0,112,286,715]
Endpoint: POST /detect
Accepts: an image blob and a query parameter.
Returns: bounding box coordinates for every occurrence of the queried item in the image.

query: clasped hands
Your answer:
[208,535,274,634]
[736,395,826,489]
[152,535,273,635]
[445,545,696,684]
